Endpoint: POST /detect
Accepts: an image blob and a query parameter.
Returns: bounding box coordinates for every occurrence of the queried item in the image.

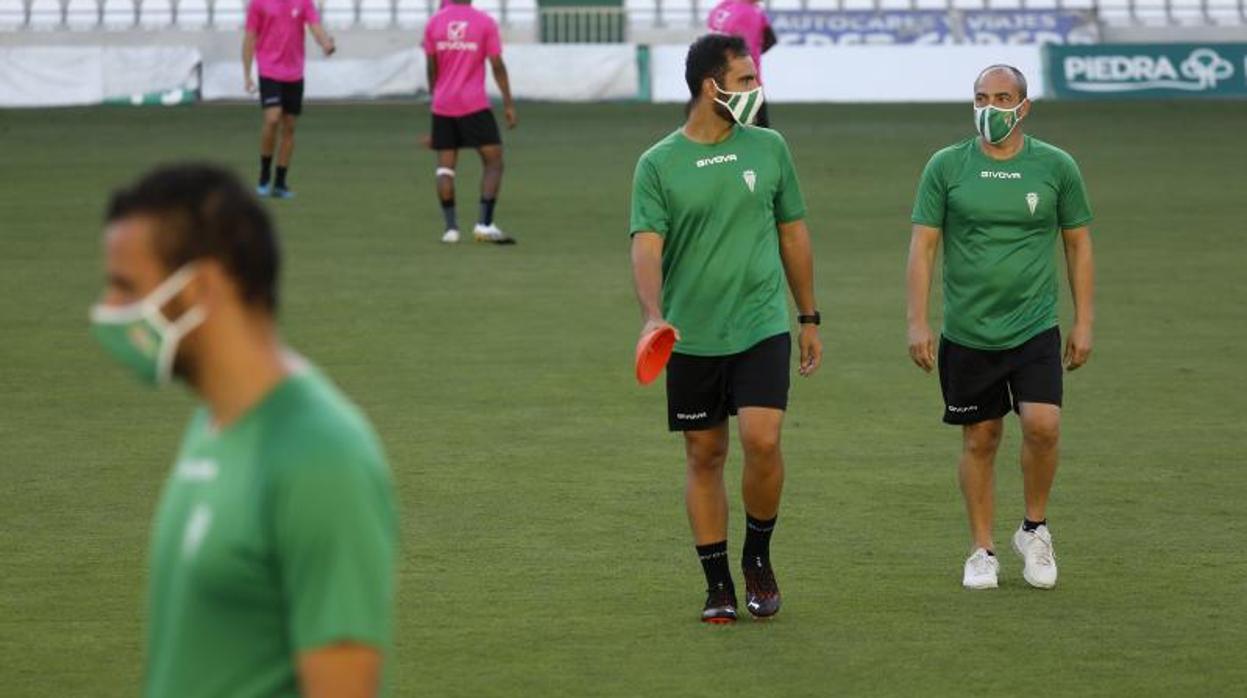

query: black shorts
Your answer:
[258,77,304,116]
[431,109,502,150]
[938,326,1062,425]
[666,333,791,431]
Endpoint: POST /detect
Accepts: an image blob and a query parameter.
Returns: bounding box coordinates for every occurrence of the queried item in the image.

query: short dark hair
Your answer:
[685,33,749,98]
[975,64,1028,100]
[106,163,280,312]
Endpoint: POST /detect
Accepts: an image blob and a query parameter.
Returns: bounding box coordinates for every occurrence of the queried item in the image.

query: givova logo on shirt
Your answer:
[438,21,478,51]
[696,154,737,168]
[981,170,1021,179]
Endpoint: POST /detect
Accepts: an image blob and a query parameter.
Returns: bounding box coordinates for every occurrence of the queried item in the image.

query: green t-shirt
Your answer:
[911,135,1093,350]
[629,125,807,356]
[145,365,398,698]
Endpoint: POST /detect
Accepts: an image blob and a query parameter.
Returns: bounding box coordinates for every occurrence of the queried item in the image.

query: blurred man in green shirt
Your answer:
[907,66,1095,591]
[89,164,398,697]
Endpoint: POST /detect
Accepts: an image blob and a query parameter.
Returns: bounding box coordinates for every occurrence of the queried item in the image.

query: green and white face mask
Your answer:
[89,264,206,387]
[713,80,765,126]
[974,102,1025,145]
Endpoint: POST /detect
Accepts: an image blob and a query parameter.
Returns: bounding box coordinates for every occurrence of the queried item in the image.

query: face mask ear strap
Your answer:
[154,305,207,386]
[142,263,201,332]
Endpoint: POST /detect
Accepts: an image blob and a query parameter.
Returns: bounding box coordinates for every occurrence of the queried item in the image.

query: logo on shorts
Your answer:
[743,169,757,193]
[947,404,979,414]
[676,412,709,421]
[1026,192,1039,215]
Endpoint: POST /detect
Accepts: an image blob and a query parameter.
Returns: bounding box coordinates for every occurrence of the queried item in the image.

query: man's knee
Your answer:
[1021,406,1061,451]
[740,428,781,461]
[262,110,282,129]
[280,119,297,136]
[963,420,1003,459]
[685,433,728,474]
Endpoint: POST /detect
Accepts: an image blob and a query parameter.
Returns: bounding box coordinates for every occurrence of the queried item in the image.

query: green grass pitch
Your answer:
[1,100,1245,696]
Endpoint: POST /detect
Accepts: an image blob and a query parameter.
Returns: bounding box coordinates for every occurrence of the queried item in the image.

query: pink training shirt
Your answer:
[706,0,771,81]
[423,3,502,117]
[246,0,319,82]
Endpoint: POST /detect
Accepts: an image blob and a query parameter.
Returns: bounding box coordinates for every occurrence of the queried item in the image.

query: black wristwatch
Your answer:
[798,311,821,326]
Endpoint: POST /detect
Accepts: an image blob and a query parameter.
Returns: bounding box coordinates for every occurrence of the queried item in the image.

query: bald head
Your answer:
[975,65,1028,101]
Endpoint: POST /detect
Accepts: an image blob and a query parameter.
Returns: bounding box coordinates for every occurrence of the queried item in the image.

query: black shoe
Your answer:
[701,586,738,624]
[742,559,782,619]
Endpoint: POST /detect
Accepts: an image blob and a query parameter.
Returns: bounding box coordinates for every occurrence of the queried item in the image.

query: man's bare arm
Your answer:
[308,23,336,55]
[488,55,517,128]
[777,219,822,376]
[1061,226,1094,370]
[242,31,257,93]
[298,643,381,698]
[906,224,941,372]
[630,232,666,327]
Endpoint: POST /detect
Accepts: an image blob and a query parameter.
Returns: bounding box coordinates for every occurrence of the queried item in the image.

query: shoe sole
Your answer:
[1012,538,1057,589]
[963,580,998,590]
[702,616,736,625]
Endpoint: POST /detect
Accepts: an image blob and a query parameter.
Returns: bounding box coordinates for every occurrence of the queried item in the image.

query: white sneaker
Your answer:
[473,223,516,244]
[963,548,1000,590]
[441,228,460,244]
[1012,524,1058,589]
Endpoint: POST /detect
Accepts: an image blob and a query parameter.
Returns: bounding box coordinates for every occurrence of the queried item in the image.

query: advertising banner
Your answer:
[650,44,1046,103]
[1046,43,1247,99]
[772,10,1099,46]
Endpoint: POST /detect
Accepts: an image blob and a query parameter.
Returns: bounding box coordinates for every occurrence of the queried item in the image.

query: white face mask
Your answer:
[89,264,207,386]
[974,102,1025,145]
[712,80,765,126]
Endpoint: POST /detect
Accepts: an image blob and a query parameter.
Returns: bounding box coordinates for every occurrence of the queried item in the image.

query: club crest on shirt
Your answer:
[1026,192,1039,215]
[291,8,300,18]
[448,21,468,41]
[743,169,757,193]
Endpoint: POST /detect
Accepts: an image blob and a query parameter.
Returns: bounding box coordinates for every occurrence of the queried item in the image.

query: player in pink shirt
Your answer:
[423,0,518,244]
[707,0,776,126]
[243,0,335,199]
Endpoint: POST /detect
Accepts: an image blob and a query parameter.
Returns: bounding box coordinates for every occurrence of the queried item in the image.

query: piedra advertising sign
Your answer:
[1047,44,1247,99]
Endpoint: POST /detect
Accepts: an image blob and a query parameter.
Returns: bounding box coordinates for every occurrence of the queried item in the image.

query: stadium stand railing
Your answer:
[2,0,1245,31]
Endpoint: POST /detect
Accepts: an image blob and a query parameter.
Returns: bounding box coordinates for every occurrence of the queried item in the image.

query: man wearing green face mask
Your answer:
[907,66,1095,591]
[89,164,398,698]
[630,34,822,624]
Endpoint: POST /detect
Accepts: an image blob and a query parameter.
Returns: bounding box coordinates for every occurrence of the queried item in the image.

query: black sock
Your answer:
[696,541,733,592]
[479,198,497,227]
[742,515,777,570]
[259,156,273,185]
[440,198,458,231]
[1022,518,1047,532]
[275,166,288,189]
[985,549,996,557]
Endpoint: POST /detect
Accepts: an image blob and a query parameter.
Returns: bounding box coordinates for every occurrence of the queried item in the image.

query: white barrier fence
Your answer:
[0,43,640,106]
[650,43,1048,102]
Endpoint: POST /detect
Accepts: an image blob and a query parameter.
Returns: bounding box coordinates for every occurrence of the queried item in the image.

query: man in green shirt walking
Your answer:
[629,34,823,623]
[88,164,398,697]
[907,66,1095,591]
